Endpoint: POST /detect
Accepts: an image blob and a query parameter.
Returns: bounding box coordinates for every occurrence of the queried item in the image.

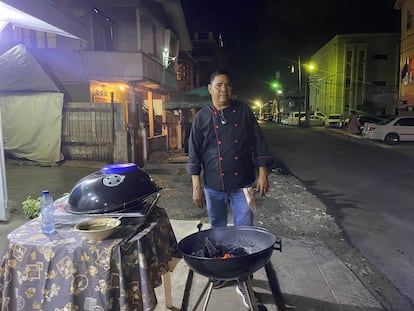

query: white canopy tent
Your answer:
[0,44,64,163]
[0,0,84,221]
[0,44,64,221]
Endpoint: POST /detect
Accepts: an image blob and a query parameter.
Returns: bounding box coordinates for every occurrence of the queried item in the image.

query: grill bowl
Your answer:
[178,226,277,279]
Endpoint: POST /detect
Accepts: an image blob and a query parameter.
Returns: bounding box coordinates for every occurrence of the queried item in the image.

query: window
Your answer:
[35,31,56,48]
[396,118,414,126]
[92,11,114,51]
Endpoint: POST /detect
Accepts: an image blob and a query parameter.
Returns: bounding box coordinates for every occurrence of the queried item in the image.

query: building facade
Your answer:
[0,0,194,166]
[309,33,400,118]
[395,0,414,115]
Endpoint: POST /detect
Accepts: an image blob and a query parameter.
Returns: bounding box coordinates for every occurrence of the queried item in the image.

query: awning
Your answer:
[164,86,211,110]
[0,0,88,41]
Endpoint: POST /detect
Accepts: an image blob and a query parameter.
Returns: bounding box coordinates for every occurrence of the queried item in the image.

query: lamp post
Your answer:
[276,89,283,123]
[255,100,262,120]
[304,63,316,128]
[271,81,282,121]
[292,60,316,127]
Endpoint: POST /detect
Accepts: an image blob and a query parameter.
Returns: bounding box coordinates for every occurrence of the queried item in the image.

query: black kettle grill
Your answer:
[67,163,159,215]
[178,226,287,311]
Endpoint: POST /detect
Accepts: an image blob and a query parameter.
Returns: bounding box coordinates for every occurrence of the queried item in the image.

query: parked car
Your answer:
[343,114,393,130]
[324,114,343,128]
[300,115,324,127]
[312,111,326,121]
[362,116,414,144]
[358,115,392,129]
[288,112,305,126]
[274,112,290,124]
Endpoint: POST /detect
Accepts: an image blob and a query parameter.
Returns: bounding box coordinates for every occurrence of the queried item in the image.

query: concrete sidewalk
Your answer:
[152,219,383,311]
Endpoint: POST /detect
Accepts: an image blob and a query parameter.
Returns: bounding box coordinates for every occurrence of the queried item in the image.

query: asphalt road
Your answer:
[260,123,414,308]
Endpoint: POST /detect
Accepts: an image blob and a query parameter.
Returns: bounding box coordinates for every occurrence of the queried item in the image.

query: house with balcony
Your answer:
[0,0,194,166]
[395,0,414,115]
[309,33,400,118]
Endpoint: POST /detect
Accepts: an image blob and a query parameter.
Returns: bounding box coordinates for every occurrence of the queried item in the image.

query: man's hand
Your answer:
[191,175,206,208]
[256,167,269,196]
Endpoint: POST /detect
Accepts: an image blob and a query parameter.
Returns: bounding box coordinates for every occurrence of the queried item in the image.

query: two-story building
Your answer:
[0,0,194,166]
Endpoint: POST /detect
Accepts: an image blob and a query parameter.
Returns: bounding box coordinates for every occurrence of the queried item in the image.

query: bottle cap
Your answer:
[42,190,50,194]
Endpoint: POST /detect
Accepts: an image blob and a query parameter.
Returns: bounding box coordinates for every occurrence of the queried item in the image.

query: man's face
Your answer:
[208,74,232,108]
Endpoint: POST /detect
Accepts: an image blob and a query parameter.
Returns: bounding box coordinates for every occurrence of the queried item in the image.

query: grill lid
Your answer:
[67,163,159,215]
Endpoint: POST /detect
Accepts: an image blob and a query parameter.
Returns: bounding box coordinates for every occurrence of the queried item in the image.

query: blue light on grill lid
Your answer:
[100,163,139,174]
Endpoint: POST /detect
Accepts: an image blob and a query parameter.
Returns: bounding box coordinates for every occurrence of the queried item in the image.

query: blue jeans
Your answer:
[204,187,253,228]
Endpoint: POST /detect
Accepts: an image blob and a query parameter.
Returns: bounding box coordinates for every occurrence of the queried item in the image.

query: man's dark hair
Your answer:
[209,69,231,84]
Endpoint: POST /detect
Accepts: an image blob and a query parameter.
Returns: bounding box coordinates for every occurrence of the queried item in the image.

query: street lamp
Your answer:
[304,62,316,127]
[255,100,263,119]
[291,59,316,127]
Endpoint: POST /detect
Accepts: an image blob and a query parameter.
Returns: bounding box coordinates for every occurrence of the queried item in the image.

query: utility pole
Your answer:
[298,56,302,127]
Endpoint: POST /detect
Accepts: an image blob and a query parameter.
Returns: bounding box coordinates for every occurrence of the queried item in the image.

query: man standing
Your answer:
[186,69,273,226]
[186,70,274,306]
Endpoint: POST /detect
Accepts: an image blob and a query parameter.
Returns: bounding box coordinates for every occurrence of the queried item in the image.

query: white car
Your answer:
[300,115,324,127]
[288,112,305,126]
[362,116,414,144]
[324,114,343,128]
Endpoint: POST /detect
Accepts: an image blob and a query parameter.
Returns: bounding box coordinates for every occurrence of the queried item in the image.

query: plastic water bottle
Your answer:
[40,190,55,234]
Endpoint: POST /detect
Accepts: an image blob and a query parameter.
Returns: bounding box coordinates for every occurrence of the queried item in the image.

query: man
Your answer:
[186,70,274,307]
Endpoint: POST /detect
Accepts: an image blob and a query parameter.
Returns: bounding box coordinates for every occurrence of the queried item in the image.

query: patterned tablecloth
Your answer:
[0,207,178,311]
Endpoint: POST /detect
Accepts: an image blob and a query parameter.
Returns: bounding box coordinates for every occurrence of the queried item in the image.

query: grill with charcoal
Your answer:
[178,225,287,311]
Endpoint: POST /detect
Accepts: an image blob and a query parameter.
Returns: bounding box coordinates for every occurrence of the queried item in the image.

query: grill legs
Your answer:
[181,264,288,311]
[181,272,261,311]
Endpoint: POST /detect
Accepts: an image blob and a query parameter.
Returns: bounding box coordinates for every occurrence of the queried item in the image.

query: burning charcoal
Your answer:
[193,249,206,257]
[229,247,248,257]
[218,245,230,255]
[204,237,221,258]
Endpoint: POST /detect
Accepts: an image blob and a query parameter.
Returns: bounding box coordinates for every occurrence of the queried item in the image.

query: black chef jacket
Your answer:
[186,100,274,192]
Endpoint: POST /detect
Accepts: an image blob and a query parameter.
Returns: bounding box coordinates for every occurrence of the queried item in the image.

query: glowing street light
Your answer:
[304,62,317,127]
[255,100,263,119]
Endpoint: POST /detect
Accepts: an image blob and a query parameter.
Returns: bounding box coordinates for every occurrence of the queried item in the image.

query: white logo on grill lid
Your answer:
[102,174,125,187]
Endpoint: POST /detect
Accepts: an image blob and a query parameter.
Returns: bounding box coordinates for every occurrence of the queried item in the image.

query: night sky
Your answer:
[181,0,401,102]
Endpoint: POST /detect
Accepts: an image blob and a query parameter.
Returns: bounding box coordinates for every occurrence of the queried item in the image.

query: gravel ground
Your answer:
[151,162,341,240]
